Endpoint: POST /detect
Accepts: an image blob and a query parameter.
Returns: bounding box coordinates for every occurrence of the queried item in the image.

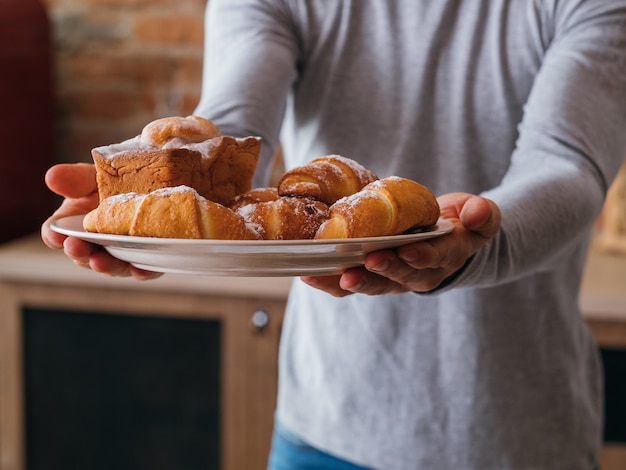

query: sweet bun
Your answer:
[92,115,261,205]
[141,115,221,147]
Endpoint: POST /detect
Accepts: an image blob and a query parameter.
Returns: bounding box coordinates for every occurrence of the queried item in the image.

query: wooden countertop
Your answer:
[1,234,625,319]
[0,235,293,299]
[580,240,626,321]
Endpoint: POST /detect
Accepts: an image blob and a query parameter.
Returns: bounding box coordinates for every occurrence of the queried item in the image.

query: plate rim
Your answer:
[51,215,454,248]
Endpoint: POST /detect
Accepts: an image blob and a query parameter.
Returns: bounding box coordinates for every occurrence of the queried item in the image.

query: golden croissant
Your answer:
[315,176,440,239]
[277,154,379,205]
[83,185,258,240]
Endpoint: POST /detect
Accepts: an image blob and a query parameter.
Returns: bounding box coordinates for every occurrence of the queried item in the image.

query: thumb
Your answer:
[45,163,98,199]
[459,195,501,239]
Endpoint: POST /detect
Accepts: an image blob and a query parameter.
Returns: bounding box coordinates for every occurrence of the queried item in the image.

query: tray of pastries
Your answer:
[52,116,453,276]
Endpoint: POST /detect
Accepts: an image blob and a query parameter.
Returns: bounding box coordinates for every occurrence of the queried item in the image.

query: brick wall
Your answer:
[43,0,207,164]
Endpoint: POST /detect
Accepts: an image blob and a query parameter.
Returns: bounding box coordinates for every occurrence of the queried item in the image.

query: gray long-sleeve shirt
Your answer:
[196,1,626,468]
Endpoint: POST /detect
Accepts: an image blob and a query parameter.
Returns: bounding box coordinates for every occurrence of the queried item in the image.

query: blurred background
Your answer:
[0,0,206,244]
[44,0,205,165]
[0,1,625,470]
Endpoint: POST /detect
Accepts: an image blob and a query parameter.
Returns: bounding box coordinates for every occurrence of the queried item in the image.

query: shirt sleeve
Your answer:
[194,0,299,187]
[453,1,626,288]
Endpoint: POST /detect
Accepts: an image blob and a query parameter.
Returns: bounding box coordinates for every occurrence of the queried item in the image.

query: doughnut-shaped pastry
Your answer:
[314,176,440,239]
[277,155,378,205]
[83,185,259,240]
[235,196,330,240]
[140,115,221,148]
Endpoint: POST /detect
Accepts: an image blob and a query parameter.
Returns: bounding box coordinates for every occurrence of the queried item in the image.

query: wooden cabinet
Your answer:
[580,243,626,470]
[0,236,291,470]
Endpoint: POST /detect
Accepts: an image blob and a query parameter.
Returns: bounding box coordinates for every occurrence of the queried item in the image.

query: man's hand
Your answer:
[300,193,501,297]
[41,163,162,280]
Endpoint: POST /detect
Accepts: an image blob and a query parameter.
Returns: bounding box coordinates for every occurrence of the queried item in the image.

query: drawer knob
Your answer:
[250,309,270,332]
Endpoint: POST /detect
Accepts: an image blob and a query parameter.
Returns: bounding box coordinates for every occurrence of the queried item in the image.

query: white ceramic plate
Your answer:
[51,216,454,277]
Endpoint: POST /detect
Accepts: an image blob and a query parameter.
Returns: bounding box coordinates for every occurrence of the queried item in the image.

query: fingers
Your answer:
[41,162,161,280]
[41,192,100,249]
[301,262,412,297]
[301,194,502,297]
[458,195,501,239]
[90,247,163,280]
[438,193,500,239]
[62,236,162,280]
[364,249,447,292]
[128,266,164,281]
[41,162,101,250]
[41,218,68,250]
[43,203,162,280]
[45,163,98,199]
[61,235,96,266]
[300,274,354,297]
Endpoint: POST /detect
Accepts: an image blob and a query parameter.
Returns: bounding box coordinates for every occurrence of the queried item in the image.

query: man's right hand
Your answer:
[41,163,162,280]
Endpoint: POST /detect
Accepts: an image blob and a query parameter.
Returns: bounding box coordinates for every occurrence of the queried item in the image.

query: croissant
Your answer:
[277,155,378,205]
[235,196,330,240]
[83,185,259,240]
[314,176,440,239]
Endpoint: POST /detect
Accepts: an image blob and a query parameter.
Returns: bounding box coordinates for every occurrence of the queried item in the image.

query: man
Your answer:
[43,1,626,468]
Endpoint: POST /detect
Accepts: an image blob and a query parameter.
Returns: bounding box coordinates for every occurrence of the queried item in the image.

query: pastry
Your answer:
[277,155,378,205]
[83,185,259,240]
[140,115,220,147]
[91,115,261,205]
[314,176,440,239]
[235,196,330,240]
[227,187,279,210]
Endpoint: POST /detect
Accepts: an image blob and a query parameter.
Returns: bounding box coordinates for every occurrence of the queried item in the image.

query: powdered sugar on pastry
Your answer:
[277,154,379,205]
[91,116,262,204]
[315,176,440,239]
[235,197,330,240]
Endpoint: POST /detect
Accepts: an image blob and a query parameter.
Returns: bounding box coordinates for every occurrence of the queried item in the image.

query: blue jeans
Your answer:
[267,422,600,470]
[267,422,372,470]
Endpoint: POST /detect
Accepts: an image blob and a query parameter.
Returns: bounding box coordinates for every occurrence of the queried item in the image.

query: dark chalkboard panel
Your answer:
[23,307,221,470]
[602,348,626,443]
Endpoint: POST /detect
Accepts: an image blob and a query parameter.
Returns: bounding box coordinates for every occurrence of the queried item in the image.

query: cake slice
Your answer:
[91,116,261,205]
